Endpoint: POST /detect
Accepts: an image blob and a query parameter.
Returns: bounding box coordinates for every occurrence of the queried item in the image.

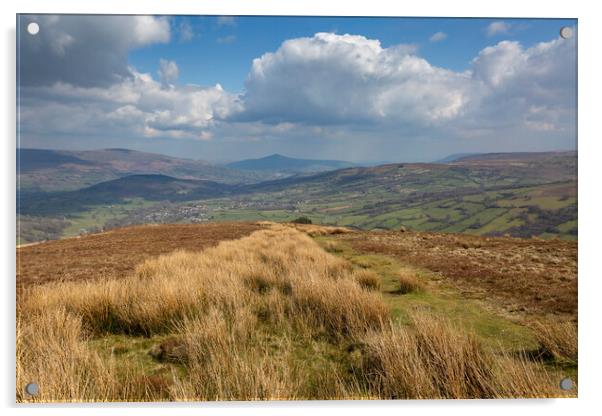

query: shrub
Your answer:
[291,216,312,224]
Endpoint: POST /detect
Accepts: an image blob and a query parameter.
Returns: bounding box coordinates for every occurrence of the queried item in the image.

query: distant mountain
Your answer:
[225,153,355,173]
[17,148,272,192]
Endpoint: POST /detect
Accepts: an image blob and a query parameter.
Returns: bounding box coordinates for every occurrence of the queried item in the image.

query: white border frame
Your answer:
[3,1,600,415]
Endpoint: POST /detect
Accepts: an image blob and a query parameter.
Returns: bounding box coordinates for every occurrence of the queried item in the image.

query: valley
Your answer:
[17,149,577,244]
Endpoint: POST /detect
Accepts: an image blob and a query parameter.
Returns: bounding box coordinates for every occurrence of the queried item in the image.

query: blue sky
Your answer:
[129,16,576,92]
[18,15,577,162]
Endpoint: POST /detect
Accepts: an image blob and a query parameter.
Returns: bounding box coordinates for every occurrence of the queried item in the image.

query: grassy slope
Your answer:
[17,224,576,401]
[315,236,538,352]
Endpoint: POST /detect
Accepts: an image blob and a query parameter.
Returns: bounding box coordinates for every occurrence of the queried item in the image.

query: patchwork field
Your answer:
[16,222,577,402]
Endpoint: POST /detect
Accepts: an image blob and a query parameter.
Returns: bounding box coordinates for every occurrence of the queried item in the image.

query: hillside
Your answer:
[213,152,577,238]
[18,174,233,219]
[17,222,577,401]
[225,153,355,173]
[452,150,576,165]
[17,148,271,192]
[79,174,230,201]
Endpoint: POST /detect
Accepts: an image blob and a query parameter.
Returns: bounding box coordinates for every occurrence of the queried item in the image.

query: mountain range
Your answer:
[17,148,359,192]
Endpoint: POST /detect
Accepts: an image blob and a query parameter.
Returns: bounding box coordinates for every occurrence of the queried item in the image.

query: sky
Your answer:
[17,15,577,163]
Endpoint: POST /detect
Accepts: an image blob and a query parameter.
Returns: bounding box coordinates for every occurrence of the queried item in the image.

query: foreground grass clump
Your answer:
[531,320,578,364]
[357,312,562,399]
[17,225,574,401]
[397,269,425,294]
[17,308,122,402]
[353,270,381,291]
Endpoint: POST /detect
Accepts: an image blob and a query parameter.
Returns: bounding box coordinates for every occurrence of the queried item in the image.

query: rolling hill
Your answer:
[18,174,233,217]
[17,151,578,243]
[17,148,272,192]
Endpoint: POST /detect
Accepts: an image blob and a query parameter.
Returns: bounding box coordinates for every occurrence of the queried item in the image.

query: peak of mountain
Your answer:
[225,154,355,173]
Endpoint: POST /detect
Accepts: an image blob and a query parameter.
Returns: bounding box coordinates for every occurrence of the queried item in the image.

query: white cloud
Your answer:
[486,21,511,36]
[238,32,472,125]
[21,69,242,141]
[131,15,171,45]
[429,31,447,42]
[158,59,179,85]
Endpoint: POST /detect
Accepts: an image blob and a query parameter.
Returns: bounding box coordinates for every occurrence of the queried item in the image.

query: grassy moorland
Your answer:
[17,222,577,401]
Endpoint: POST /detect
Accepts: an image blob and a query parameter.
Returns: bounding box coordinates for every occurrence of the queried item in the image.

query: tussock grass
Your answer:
[17,308,121,402]
[397,269,425,294]
[357,312,564,399]
[17,225,573,401]
[353,269,381,291]
[531,320,578,363]
[323,240,343,253]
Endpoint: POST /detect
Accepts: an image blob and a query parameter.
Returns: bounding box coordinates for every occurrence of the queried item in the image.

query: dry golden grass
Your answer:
[17,308,121,402]
[397,269,425,294]
[17,222,264,290]
[283,222,355,237]
[353,269,381,291]
[531,320,578,364]
[357,312,565,399]
[20,226,382,340]
[17,225,574,401]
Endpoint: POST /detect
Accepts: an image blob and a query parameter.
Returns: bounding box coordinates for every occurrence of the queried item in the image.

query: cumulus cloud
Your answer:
[19,15,170,87]
[486,21,511,36]
[429,31,447,42]
[158,59,179,86]
[18,23,576,155]
[470,36,576,132]
[237,33,472,126]
[21,70,242,140]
